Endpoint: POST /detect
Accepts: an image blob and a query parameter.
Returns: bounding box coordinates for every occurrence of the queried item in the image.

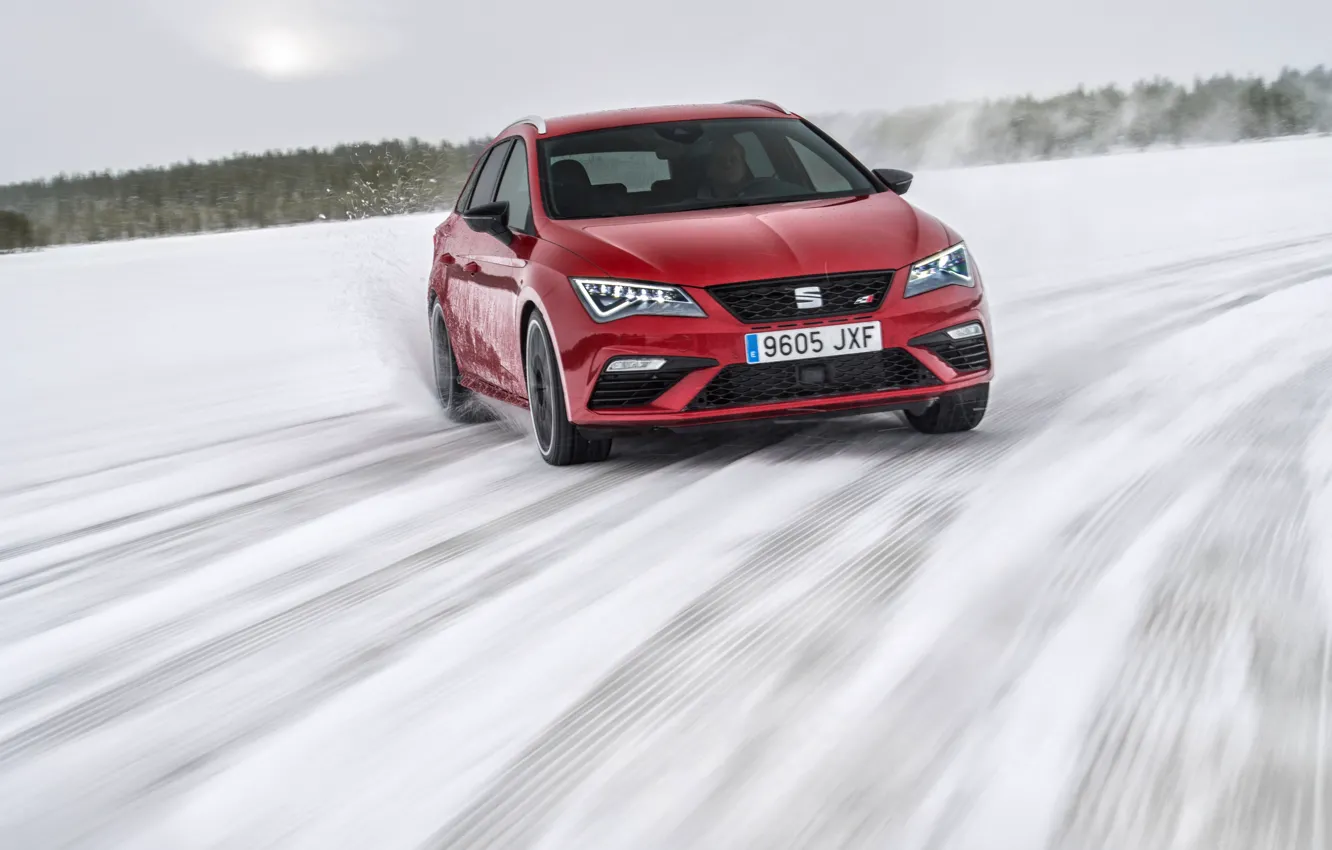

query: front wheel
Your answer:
[905,383,989,434]
[525,313,612,466]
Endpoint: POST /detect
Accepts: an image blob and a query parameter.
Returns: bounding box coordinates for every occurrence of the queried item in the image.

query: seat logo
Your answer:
[793,286,823,309]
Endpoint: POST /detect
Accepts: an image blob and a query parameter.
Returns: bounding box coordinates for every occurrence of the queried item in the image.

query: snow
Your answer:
[3,134,1332,849]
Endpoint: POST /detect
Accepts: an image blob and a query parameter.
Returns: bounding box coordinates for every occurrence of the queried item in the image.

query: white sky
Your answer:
[0,0,1327,183]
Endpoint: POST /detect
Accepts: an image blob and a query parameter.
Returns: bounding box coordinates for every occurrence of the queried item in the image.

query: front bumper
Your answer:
[553,278,993,430]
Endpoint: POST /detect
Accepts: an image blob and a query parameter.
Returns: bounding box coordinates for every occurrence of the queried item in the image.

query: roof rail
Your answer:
[500,114,547,135]
[726,98,792,115]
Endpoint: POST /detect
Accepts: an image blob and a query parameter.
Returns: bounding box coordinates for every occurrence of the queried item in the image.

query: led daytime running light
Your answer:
[571,278,707,322]
[904,243,974,298]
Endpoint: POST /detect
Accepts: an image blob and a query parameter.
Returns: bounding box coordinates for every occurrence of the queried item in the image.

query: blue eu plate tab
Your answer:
[744,333,760,364]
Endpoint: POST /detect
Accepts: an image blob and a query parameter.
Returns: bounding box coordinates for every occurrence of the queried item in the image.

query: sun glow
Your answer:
[243,28,321,79]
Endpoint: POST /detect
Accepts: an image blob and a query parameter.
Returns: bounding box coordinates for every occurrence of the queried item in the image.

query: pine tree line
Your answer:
[0,210,36,252]
[819,66,1332,169]
[2,66,1329,248]
[0,137,489,247]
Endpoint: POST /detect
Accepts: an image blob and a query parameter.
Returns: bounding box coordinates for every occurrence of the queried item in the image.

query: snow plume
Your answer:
[325,215,440,414]
[817,67,1332,169]
[137,0,406,79]
[340,144,458,221]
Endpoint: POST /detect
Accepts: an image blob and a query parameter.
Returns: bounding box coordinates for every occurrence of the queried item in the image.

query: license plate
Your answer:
[745,321,883,365]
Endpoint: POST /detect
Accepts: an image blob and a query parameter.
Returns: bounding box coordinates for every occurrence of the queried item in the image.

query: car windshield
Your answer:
[537,117,878,219]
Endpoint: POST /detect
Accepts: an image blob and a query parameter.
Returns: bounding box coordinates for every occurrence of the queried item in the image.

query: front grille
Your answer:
[707,271,893,324]
[688,349,939,410]
[588,368,694,409]
[918,337,991,373]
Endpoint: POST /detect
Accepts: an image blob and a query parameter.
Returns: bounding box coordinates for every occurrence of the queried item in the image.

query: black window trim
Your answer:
[467,138,515,212]
[493,135,536,236]
[455,145,494,213]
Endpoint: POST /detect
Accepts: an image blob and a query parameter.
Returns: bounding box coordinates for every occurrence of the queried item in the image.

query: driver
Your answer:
[700,136,750,199]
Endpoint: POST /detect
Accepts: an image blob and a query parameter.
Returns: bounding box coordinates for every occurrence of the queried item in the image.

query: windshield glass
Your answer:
[537,117,877,219]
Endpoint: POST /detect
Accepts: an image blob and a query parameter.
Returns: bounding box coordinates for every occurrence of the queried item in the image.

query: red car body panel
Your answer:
[429,103,993,431]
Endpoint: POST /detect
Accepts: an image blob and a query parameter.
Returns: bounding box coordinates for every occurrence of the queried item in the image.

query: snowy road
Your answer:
[3,136,1332,849]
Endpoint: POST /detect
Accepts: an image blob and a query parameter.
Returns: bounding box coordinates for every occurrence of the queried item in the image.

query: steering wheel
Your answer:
[734,175,785,199]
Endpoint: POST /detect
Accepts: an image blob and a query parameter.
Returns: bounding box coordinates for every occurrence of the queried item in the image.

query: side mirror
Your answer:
[873,168,913,195]
[462,201,513,244]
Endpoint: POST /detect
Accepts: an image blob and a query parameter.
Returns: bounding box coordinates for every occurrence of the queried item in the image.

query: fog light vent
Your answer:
[606,357,668,373]
[946,323,984,340]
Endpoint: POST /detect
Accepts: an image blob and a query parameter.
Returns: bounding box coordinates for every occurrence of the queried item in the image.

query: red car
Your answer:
[428,100,992,465]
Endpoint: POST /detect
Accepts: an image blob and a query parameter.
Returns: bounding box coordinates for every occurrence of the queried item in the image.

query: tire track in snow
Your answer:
[0,417,485,566]
[0,464,535,726]
[1050,361,1332,850]
[482,277,1332,847]
[808,359,1332,850]
[1119,258,1332,346]
[0,405,400,501]
[727,461,1214,850]
[6,217,1332,849]
[0,427,511,611]
[423,385,1064,849]
[1006,230,1332,310]
[422,454,950,847]
[432,277,1272,849]
[0,431,780,735]
[17,438,793,849]
[0,455,662,768]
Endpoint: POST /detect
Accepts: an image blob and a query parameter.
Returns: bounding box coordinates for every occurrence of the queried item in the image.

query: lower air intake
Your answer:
[917,337,991,373]
[688,349,939,410]
[588,368,696,409]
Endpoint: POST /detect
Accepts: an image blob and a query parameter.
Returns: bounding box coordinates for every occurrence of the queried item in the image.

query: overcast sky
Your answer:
[0,0,1327,183]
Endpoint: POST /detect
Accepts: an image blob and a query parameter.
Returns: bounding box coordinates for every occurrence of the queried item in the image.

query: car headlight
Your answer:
[904,243,974,298]
[570,278,707,322]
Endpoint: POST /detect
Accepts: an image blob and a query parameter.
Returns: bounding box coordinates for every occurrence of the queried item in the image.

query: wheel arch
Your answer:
[517,292,575,416]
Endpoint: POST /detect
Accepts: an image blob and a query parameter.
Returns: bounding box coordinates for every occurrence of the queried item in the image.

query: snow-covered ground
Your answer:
[2,135,1332,850]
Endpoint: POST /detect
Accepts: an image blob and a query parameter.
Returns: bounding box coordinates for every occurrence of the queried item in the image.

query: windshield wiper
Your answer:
[692,194,830,212]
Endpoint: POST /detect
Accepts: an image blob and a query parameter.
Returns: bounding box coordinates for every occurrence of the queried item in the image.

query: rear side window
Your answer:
[735,131,775,179]
[455,148,491,211]
[494,139,533,233]
[787,138,852,193]
[468,140,511,209]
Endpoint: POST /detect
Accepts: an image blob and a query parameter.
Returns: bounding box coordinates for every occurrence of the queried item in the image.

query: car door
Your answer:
[471,136,537,397]
[444,139,512,387]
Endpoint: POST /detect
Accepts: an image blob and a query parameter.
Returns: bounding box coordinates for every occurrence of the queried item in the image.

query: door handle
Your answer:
[463,261,481,275]
[439,252,455,265]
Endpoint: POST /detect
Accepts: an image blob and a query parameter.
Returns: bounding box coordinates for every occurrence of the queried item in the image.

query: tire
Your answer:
[525,313,612,466]
[430,301,489,423]
[905,383,989,434]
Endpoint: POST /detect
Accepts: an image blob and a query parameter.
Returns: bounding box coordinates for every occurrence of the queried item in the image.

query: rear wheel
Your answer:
[525,313,612,466]
[430,301,488,423]
[905,383,989,434]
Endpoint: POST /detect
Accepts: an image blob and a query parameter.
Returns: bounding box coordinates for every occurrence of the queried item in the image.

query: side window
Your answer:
[494,138,533,233]
[468,140,511,209]
[735,132,775,179]
[456,147,492,211]
[787,137,853,193]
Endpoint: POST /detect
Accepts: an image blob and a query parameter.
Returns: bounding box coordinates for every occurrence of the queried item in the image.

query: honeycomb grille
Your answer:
[688,349,939,410]
[707,271,893,324]
[917,337,991,373]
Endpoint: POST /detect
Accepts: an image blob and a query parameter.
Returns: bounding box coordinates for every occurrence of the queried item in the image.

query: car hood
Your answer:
[543,193,954,287]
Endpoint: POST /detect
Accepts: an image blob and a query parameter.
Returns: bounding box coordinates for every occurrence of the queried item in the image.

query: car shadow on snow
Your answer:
[599,411,968,467]
[461,399,1000,469]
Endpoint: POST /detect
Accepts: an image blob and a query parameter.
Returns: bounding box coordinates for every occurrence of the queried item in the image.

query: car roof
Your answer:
[502,102,800,139]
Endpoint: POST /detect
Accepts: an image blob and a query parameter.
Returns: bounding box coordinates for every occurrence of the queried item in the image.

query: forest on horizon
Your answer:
[1,65,1329,250]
